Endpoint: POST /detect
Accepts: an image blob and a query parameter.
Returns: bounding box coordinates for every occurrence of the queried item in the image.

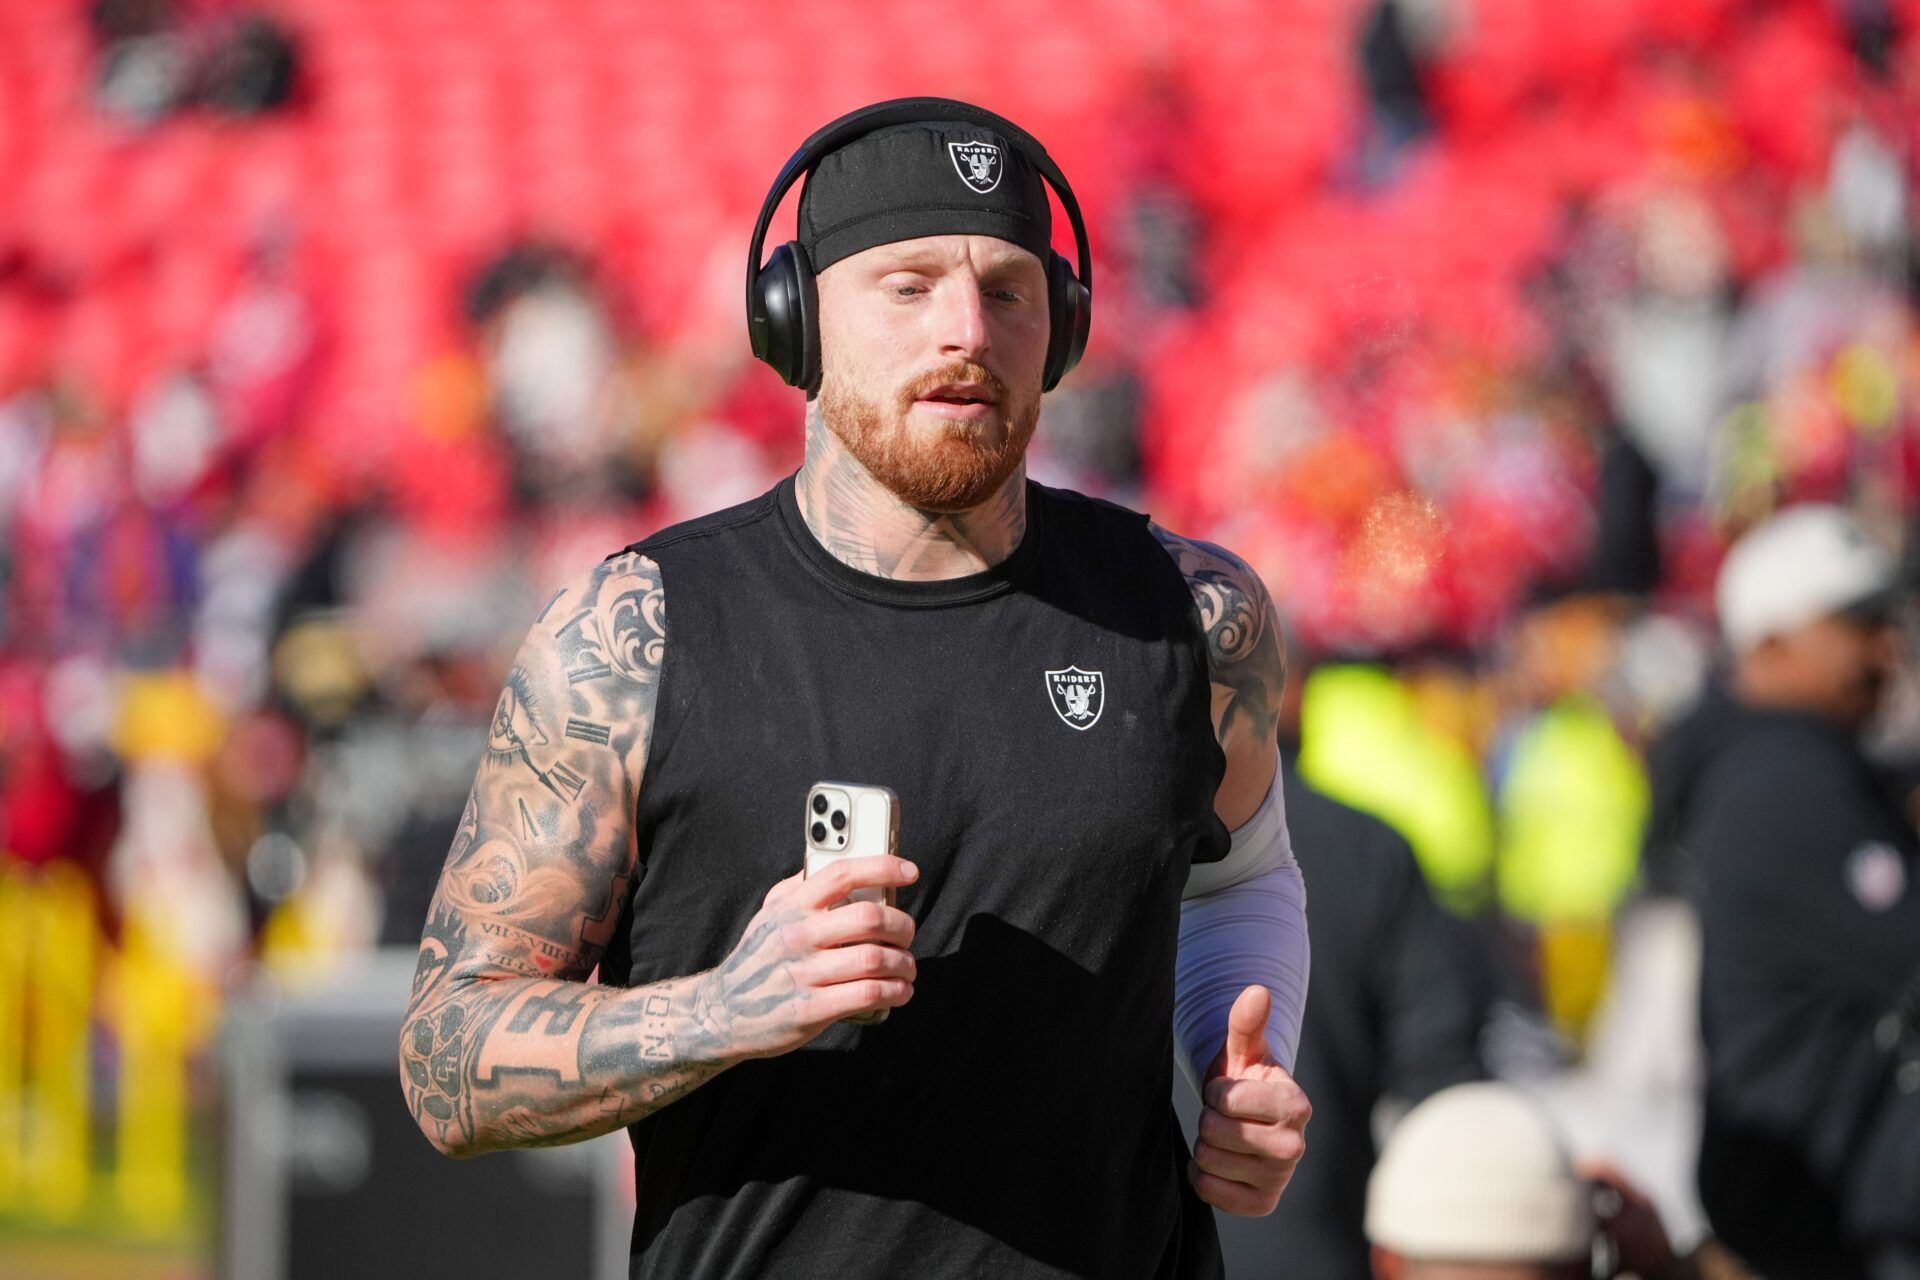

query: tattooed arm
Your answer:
[399,553,919,1158]
[1154,526,1310,1218]
[1150,527,1286,824]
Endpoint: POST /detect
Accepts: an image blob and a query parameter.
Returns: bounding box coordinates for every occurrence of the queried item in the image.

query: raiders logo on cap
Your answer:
[948,140,1002,194]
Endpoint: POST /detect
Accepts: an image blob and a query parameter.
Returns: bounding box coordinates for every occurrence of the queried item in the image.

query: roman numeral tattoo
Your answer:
[541,761,587,802]
[565,719,611,746]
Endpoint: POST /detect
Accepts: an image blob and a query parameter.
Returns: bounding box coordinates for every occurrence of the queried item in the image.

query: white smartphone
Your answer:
[803,781,901,1025]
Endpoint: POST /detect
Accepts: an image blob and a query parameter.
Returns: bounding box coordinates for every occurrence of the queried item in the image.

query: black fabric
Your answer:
[1175,761,1487,1280]
[1652,693,1920,1274]
[1585,426,1661,597]
[599,475,1231,1279]
[1642,680,1754,898]
[798,122,1053,272]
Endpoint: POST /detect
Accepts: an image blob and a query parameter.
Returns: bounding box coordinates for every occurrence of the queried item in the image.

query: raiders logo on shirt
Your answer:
[1045,666,1104,730]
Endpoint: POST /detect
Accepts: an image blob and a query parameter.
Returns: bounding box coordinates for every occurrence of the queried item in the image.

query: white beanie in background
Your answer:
[1364,1082,1594,1264]
[1715,504,1896,656]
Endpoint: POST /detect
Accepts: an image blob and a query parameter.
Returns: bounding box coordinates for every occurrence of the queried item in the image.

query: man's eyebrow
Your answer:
[867,248,1041,277]
[977,254,1043,279]
[868,248,948,273]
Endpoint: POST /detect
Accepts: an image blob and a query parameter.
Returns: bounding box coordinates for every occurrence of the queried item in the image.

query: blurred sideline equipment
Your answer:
[0,862,95,1223]
[219,950,628,1280]
[747,96,1092,393]
[0,858,217,1237]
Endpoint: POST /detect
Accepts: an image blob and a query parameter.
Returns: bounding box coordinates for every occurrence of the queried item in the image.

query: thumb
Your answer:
[1223,984,1272,1076]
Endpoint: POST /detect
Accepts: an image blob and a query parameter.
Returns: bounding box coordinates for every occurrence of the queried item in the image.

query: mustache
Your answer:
[898,361,1008,408]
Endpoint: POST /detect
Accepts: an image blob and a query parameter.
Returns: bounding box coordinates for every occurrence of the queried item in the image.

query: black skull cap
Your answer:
[796,122,1053,274]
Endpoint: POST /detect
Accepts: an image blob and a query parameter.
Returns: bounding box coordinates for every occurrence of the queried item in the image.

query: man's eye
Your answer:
[892,285,921,297]
[991,289,1022,303]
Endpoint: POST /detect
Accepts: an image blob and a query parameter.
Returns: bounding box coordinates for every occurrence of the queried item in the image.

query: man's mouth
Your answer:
[916,383,997,407]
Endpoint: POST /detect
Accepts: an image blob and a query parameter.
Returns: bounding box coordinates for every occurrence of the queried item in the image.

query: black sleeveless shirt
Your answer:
[600,475,1231,1279]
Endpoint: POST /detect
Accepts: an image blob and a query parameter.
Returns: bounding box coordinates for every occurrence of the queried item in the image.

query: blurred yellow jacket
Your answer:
[1495,695,1649,925]
[1297,664,1495,915]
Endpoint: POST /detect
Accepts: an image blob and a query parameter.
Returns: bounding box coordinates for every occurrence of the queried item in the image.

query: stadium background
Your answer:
[0,0,1916,1275]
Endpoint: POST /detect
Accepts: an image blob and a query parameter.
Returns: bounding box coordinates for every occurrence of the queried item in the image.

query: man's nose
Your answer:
[931,277,990,362]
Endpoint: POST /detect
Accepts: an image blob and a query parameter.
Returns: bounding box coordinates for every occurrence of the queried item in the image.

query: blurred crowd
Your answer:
[2,0,1920,1273]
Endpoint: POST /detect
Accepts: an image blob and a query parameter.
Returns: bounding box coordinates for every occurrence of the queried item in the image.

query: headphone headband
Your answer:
[744,97,1093,327]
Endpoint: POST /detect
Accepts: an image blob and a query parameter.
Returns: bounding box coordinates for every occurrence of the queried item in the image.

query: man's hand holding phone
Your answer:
[692,855,920,1062]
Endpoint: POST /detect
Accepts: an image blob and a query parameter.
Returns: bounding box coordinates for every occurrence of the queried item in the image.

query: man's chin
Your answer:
[906,400,1010,444]
[870,433,1028,511]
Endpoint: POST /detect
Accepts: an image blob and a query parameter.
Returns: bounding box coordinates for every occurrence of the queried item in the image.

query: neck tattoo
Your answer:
[794,401,1027,581]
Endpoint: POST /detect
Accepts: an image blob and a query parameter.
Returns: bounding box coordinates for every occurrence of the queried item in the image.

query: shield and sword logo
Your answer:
[948,140,1003,194]
[1044,666,1105,731]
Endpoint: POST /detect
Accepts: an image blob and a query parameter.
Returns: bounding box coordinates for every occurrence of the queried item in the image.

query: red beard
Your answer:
[818,360,1039,512]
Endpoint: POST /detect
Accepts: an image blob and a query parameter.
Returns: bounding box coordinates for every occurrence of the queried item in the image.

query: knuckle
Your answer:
[1274,1130,1305,1163]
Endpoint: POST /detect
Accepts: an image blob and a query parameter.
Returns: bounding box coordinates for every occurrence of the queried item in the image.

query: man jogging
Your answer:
[399,98,1312,1279]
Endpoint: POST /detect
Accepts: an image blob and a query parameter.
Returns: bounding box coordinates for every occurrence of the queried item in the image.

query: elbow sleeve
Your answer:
[1174,767,1310,1094]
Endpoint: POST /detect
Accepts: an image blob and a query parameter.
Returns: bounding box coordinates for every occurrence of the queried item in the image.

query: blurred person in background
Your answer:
[1187,641,1487,1280]
[399,99,1312,1279]
[1649,504,1920,1278]
[1491,594,1651,1045]
[1365,1081,1748,1280]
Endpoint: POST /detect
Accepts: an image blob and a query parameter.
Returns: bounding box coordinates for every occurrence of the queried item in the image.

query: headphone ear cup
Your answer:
[1042,250,1091,392]
[749,241,821,390]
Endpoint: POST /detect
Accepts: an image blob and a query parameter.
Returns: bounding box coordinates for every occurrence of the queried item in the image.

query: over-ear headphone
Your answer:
[746,97,1093,395]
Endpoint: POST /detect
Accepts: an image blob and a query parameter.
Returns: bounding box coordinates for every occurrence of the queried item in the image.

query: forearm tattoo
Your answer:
[400,553,729,1156]
[1151,526,1287,761]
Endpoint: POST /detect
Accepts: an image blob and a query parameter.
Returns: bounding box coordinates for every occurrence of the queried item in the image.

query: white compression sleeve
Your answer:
[1173,764,1310,1100]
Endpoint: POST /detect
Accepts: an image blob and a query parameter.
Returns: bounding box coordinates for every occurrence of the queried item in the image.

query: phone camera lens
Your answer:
[830,810,846,831]
[810,822,826,843]
[811,794,828,815]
